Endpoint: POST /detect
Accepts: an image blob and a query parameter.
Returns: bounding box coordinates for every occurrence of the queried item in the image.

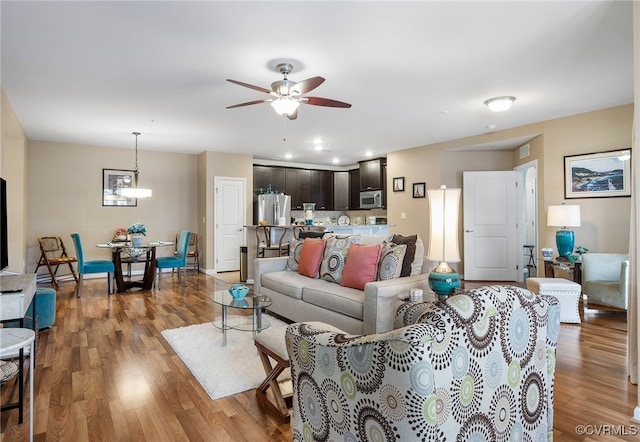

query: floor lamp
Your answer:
[427,185,461,296]
[547,204,581,259]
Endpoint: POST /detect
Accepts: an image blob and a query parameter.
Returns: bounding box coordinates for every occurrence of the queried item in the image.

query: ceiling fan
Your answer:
[226,63,351,120]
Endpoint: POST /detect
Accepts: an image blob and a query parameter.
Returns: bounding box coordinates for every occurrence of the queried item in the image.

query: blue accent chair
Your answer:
[156,230,191,289]
[70,232,115,297]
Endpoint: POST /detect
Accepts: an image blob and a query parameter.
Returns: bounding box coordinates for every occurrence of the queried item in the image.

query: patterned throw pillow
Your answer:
[389,234,417,277]
[286,238,305,272]
[377,242,407,280]
[319,234,362,283]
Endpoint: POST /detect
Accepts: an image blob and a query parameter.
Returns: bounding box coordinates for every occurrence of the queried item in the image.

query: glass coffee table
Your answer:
[210,290,273,346]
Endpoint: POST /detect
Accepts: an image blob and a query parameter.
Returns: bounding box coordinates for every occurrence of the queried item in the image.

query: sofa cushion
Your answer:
[340,243,382,290]
[390,234,417,277]
[260,271,311,300]
[298,239,326,278]
[377,242,407,281]
[303,281,365,320]
[320,234,361,283]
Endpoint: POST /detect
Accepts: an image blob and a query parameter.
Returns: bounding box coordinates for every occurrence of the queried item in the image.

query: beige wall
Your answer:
[388,103,633,275]
[199,151,253,272]
[1,89,29,272]
[26,140,199,272]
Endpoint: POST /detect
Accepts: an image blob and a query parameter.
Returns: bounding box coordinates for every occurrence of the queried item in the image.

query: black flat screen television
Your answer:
[1,177,8,271]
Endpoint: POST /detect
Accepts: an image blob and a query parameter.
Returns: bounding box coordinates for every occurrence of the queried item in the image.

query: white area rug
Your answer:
[161,314,288,400]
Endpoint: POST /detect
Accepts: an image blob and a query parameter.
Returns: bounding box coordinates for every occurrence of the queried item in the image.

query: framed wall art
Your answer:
[393,177,405,192]
[413,182,426,198]
[102,168,137,206]
[564,149,631,199]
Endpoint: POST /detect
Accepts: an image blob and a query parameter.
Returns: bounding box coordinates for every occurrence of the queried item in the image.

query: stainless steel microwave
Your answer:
[360,190,383,209]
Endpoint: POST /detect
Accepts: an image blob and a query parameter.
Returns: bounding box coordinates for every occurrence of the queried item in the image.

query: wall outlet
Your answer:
[400,212,407,219]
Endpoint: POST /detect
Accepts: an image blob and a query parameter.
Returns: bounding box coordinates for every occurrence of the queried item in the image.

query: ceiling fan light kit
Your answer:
[227,62,351,120]
[484,96,516,112]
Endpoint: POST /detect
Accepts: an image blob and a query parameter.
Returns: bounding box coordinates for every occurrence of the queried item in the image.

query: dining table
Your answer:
[96,241,174,293]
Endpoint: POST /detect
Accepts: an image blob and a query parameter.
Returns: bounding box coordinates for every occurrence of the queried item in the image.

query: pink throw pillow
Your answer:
[340,244,382,290]
[298,239,326,278]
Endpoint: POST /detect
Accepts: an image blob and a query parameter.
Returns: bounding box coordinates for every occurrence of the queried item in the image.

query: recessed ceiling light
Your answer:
[332,158,339,164]
[314,145,324,151]
[313,138,322,145]
[285,153,292,159]
[486,124,497,130]
[484,96,516,112]
[365,151,373,157]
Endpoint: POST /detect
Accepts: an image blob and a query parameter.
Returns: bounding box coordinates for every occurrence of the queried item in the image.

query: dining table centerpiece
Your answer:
[127,222,147,247]
[113,227,129,242]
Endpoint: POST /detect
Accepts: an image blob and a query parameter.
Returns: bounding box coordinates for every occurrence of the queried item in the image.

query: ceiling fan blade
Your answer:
[226,79,272,94]
[286,109,298,120]
[291,76,325,95]
[226,99,270,109]
[304,96,352,108]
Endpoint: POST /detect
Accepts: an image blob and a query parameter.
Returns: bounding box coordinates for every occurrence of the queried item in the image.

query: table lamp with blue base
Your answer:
[547,204,581,259]
[427,185,461,297]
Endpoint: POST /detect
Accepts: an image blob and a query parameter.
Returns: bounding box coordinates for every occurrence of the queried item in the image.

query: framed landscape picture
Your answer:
[564,149,631,199]
[102,168,137,206]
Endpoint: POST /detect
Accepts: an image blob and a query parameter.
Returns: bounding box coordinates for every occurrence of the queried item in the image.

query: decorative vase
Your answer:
[131,234,143,247]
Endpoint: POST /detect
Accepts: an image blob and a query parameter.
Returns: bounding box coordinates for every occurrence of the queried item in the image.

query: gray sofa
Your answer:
[254,234,431,335]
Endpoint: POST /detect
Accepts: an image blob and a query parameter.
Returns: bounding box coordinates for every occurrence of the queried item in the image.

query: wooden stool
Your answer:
[254,326,291,422]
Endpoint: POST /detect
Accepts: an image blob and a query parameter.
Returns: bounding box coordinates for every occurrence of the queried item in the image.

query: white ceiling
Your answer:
[1,1,634,167]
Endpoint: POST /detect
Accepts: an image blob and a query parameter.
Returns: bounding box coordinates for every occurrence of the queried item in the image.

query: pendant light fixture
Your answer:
[120,132,152,198]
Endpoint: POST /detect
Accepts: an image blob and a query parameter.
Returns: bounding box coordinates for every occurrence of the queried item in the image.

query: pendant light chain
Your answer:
[132,131,141,174]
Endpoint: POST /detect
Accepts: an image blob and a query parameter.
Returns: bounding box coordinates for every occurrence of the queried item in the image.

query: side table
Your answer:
[0,328,35,441]
[544,259,581,284]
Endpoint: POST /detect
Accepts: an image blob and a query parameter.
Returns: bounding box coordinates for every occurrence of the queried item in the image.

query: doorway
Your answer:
[515,160,538,279]
[214,177,246,272]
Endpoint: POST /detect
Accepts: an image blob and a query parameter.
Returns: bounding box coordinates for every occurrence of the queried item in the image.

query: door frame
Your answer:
[515,159,538,279]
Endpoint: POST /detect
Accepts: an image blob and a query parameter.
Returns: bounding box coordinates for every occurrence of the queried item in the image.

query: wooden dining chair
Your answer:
[35,236,79,289]
[256,225,290,258]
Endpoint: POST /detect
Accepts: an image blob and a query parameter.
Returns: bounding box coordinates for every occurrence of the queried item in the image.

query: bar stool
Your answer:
[0,328,35,441]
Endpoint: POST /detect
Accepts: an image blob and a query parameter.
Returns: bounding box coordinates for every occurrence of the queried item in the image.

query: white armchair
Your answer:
[581,253,629,310]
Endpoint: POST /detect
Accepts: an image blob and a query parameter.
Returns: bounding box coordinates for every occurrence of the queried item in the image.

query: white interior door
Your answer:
[215,177,246,272]
[463,171,520,281]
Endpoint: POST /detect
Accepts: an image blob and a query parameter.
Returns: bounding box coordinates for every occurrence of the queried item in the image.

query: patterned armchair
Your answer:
[285,285,560,441]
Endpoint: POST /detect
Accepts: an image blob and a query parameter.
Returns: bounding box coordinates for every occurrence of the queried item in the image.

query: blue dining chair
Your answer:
[156,230,191,289]
[70,233,115,297]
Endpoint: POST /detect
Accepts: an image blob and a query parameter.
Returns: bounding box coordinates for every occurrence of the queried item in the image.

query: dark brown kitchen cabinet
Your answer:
[311,170,333,210]
[285,168,311,210]
[334,171,350,210]
[359,158,384,191]
[349,168,360,209]
[253,165,285,194]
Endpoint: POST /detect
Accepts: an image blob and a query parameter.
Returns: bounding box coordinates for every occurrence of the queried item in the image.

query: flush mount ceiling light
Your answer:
[484,96,516,112]
[120,132,152,198]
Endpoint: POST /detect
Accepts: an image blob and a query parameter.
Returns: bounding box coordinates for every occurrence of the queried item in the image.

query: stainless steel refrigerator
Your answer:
[255,193,291,226]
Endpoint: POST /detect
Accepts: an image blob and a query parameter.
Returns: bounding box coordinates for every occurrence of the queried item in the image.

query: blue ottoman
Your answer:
[26,287,57,330]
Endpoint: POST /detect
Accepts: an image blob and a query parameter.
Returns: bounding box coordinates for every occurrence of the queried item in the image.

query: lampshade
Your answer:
[427,185,461,263]
[120,186,152,198]
[484,96,516,112]
[270,97,300,116]
[547,205,581,227]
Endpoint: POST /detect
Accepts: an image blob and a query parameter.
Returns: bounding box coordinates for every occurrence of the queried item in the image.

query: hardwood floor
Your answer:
[1,274,638,441]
